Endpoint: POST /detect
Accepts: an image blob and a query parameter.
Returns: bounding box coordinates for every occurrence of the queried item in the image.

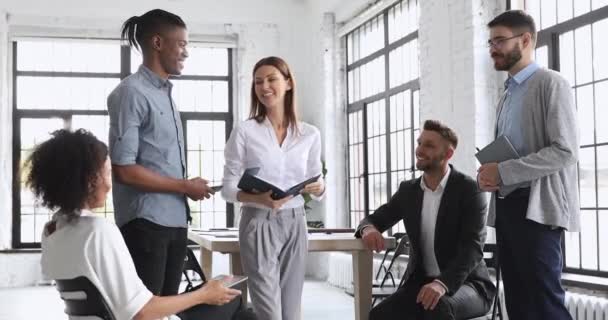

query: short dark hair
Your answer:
[121,9,186,52]
[26,129,108,216]
[487,10,537,41]
[423,120,458,149]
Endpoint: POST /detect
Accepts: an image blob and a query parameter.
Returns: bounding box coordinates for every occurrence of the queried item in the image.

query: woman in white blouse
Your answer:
[31,129,249,320]
[222,56,325,320]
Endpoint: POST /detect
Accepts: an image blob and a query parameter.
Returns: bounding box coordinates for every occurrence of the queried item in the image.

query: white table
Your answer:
[188,229,395,320]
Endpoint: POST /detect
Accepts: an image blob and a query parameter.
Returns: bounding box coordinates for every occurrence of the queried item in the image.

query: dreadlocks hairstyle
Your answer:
[121,9,187,52]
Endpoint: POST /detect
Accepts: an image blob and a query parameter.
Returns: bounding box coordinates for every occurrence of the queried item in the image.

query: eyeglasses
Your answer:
[487,34,524,49]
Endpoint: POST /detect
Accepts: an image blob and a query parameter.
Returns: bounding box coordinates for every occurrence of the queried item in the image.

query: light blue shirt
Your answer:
[496,62,540,189]
[107,65,188,228]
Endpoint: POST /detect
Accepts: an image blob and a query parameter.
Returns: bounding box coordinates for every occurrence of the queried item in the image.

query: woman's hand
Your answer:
[196,280,241,306]
[302,178,325,197]
[255,191,293,210]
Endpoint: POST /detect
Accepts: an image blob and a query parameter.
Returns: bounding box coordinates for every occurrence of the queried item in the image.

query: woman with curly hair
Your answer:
[30,129,251,320]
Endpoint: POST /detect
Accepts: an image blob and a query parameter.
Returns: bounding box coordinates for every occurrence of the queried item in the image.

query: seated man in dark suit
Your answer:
[356,120,496,320]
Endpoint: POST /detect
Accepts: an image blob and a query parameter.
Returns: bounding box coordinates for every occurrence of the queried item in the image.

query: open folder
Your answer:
[475,135,520,164]
[237,167,321,200]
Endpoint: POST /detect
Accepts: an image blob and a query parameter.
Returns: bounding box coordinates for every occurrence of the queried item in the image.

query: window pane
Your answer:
[580,210,598,270]
[186,120,227,229]
[579,147,596,208]
[557,0,574,23]
[541,0,557,30]
[559,31,575,86]
[593,0,608,10]
[388,0,417,43]
[574,0,591,17]
[17,40,120,73]
[565,231,581,268]
[599,210,608,271]
[576,85,595,146]
[595,81,608,143]
[172,80,229,112]
[185,47,229,76]
[526,0,542,30]
[71,115,110,145]
[17,76,119,110]
[593,18,608,80]
[19,118,65,243]
[535,46,549,69]
[597,146,608,208]
[575,25,593,85]
[131,46,228,76]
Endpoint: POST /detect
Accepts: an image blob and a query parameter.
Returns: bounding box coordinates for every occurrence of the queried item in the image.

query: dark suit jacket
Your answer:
[355,165,496,302]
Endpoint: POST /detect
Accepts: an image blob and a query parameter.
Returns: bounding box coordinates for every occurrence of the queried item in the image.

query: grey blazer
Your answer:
[488,67,580,231]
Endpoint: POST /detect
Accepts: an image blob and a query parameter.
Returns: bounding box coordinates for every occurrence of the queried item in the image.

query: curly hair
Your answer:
[26,129,108,217]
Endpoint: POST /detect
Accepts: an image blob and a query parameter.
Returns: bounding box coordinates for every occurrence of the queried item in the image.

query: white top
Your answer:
[222,118,324,209]
[41,211,178,320]
[419,167,451,277]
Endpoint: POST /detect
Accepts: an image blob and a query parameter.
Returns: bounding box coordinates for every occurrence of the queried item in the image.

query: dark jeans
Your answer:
[120,218,187,296]
[179,297,257,320]
[495,190,572,320]
[369,276,490,320]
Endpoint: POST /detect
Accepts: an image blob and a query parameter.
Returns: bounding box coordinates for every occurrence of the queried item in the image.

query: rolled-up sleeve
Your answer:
[107,86,148,166]
[222,124,246,203]
[307,128,325,201]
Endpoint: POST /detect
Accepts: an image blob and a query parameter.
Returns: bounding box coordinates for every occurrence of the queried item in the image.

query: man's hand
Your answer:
[184,177,214,200]
[416,281,447,310]
[361,226,385,252]
[477,163,501,192]
[302,178,325,197]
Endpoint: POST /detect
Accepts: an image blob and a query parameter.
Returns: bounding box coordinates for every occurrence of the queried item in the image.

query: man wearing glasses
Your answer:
[478,10,579,320]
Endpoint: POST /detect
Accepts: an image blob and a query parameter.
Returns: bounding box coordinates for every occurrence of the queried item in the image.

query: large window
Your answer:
[526,1,608,276]
[12,39,233,248]
[346,0,420,233]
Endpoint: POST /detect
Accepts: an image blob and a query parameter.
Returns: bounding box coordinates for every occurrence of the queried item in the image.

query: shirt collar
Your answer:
[138,64,172,89]
[420,166,451,192]
[507,61,539,87]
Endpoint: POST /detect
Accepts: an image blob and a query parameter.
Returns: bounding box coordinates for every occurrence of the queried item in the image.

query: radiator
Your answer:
[566,292,608,320]
[327,253,608,320]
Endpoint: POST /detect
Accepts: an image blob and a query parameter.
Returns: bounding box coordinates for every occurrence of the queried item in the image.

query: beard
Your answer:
[492,45,522,71]
[415,156,443,173]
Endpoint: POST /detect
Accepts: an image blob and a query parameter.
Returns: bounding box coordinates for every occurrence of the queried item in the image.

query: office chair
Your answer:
[468,243,503,320]
[55,276,116,320]
[183,247,207,293]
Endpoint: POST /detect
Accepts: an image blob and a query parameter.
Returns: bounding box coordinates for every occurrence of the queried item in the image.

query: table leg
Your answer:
[229,252,248,306]
[200,247,213,279]
[352,250,373,320]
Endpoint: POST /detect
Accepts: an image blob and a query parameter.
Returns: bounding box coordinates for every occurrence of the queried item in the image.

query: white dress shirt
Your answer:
[419,166,451,278]
[222,118,324,209]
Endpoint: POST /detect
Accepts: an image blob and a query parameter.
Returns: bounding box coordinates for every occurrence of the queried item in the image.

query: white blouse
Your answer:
[222,117,324,209]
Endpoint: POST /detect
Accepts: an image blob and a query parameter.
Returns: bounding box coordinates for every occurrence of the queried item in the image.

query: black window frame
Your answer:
[529,3,608,277]
[12,40,234,248]
[345,0,421,233]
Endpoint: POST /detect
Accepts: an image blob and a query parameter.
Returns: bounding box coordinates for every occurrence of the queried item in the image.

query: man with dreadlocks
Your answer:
[108,9,213,297]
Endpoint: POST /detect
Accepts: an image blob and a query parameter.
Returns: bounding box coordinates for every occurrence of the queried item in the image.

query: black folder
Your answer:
[475,135,520,164]
[237,167,321,200]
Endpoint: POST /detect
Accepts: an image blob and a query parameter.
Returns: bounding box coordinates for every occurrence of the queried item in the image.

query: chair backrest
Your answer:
[55,276,115,320]
[483,243,499,270]
[183,247,207,292]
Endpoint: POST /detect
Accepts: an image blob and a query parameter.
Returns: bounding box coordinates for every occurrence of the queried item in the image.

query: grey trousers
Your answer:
[239,206,308,320]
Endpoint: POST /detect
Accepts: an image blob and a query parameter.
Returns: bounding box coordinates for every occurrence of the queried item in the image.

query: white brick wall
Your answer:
[419,0,505,177]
